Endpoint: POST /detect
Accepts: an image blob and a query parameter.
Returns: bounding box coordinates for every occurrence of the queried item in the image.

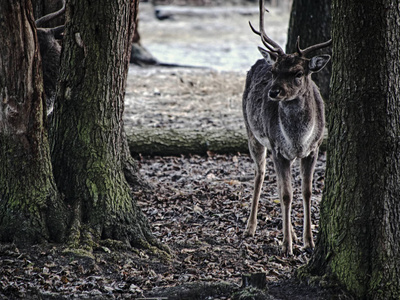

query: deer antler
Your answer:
[296,36,332,57]
[249,0,285,56]
[35,0,66,27]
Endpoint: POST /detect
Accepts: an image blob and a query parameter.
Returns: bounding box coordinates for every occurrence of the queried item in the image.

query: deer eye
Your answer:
[295,71,304,78]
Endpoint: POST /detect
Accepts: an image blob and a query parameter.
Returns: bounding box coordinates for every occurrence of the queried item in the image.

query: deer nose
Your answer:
[269,89,281,99]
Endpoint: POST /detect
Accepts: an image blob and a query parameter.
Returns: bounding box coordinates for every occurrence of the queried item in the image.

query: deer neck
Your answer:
[277,88,317,159]
[278,94,313,119]
[278,80,315,120]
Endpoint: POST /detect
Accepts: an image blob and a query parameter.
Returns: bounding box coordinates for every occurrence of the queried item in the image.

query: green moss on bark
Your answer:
[49,0,166,256]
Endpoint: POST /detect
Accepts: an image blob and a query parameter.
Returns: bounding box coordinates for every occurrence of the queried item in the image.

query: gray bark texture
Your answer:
[0,0,67,244]
[50,0,165,252]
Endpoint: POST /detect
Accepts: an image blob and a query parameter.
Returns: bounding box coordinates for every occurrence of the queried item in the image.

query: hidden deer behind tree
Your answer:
[36,1,65,116]
[242,0,331,255]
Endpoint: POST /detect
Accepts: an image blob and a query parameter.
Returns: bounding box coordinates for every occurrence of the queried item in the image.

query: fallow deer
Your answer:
[242,0,331,255]
[36,1,65,115]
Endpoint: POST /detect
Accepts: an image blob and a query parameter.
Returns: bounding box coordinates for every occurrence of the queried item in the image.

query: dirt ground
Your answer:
[0,3,352,300]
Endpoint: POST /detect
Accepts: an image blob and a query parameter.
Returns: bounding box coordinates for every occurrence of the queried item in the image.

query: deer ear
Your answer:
[309,55,331,73]
[258,47,277,65]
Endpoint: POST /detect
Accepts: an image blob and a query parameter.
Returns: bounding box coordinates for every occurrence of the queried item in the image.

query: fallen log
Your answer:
[126,127,249,156]
[126,127,327,157]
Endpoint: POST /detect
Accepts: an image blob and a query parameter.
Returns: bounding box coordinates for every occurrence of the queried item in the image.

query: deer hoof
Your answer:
[244,223,256,237]
[281,242,293,256]
[301,240,315,253]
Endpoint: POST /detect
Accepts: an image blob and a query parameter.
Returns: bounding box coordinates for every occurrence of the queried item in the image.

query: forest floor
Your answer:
[0,146,347,299]
[0,68,351,300]
[0,2,352,300]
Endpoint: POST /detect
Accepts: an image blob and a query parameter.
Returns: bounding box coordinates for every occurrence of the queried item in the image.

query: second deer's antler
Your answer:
[35,0,66,27]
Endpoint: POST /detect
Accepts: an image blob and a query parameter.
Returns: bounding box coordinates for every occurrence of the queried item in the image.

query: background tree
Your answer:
[303,0,400,298]
[286,0,331,101]
[0,0,67,244]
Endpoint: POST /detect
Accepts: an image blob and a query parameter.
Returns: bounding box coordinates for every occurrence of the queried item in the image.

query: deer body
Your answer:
[243,0,331,255]
[244,59,325,162]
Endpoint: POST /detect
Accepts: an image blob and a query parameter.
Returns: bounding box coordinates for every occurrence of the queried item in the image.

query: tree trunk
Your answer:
[303,0,400,298]
[0,0,67,244]
[51,0,164,252]
[286,0,331,101]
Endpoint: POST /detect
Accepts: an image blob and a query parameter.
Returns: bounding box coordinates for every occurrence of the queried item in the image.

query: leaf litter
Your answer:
[138,151,326,290]
[0,152,327,299]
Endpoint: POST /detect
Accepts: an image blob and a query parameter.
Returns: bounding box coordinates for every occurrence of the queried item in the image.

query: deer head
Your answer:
[249,0,331,101]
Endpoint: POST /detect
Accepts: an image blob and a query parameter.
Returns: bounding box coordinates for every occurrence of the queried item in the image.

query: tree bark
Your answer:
[303,0,400,298]
[51,0,164,252]
[286,0,331,101]
[0,0,67,244]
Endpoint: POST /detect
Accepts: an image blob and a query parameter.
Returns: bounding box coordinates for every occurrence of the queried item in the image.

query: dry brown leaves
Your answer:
[136,151,326,296]
[0,152,325,299]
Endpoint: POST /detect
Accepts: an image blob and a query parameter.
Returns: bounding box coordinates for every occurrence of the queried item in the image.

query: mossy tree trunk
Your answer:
[286,0,331,101]
[51,0,162,252]
[304,0,400,298]
[0,0,67,244]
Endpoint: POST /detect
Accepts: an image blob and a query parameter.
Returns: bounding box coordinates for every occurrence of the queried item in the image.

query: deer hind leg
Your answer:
[272,153,294,255]
[300,151,318,251]
[244,134,266,237]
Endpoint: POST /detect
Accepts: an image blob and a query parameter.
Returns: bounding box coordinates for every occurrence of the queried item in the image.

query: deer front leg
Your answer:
[300,151,318,251]
[244,135,266,237]
[273,154,294,255]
